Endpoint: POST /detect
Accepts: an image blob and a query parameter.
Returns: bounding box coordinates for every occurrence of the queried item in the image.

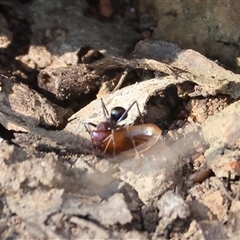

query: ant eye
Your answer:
[111,107,127,122]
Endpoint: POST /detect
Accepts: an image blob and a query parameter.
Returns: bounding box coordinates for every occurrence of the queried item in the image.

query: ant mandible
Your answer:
[84,99,162,156]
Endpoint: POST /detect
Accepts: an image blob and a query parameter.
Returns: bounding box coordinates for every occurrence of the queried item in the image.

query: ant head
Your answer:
[110,107,127,122]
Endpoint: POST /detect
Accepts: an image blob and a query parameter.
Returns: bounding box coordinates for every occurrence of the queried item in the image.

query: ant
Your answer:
[84,99,162,156]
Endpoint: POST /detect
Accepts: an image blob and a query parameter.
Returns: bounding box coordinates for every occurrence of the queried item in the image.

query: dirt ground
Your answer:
[0,1,240,240]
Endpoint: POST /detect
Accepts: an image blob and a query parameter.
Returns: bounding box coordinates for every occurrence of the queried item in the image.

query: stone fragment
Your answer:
[202,100,240,178]
[0,75,68,132]
[62,193,132,225]
[154,191,190,235]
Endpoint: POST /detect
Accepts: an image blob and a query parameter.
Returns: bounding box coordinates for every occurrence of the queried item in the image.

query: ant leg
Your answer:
[101,98,109,120]
[134,101,144,125]
[83,122,97,134]
[111,129,116,157]
[102,130,116,156]
[117,101,144,124]
[102,134,113,155]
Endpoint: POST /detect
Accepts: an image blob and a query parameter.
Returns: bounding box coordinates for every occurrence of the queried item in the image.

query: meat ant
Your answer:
[84,99,162,156]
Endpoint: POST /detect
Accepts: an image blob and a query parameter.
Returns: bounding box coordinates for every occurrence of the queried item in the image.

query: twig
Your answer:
[175,155,184,195]
[112,67,130,92]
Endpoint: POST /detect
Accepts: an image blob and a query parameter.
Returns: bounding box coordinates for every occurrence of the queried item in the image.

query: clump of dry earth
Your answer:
[0,1,240,239]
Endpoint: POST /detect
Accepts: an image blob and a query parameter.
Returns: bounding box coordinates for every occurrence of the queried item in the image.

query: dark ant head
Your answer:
[110,107,128,122]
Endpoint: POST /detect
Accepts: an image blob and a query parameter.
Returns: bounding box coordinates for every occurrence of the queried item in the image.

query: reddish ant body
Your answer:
[85,99,162,156]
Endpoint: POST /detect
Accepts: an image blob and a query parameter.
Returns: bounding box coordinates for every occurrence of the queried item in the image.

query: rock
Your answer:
[62,193,132,225]
[187,177,230,224]
[0,13,12,48]
[139,1,240,68]
[132,40,181,63]
[121,231,149,240]
[226,199,240,239]
[198,220,228,240]
[18,0,140,69]
[154,191,190,235]
[6,188,64,223]
[118,142,180,204]
[202,100,240,178]
[0,74,68,132]
[200,190,228,223]
[141,205,158,232]
[0,143,67,194]
[118,122,203,204]
[69,217,110,239]
[182,220,205,240]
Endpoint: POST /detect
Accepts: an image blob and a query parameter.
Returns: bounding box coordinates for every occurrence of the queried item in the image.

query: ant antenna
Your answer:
[83,122,97,134]
[100,99,143,124]
[101,98,109,120]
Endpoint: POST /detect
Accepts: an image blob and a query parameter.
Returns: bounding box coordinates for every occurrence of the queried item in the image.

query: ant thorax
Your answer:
[96,118,117,131]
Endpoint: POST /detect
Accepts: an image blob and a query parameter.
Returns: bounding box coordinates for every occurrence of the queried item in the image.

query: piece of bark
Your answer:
[38,64,101,100]
[0,74,68,132]
[38,57,174,101]
[38,42,240,102]
[89,55,174,75]
[132,40,240,98]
